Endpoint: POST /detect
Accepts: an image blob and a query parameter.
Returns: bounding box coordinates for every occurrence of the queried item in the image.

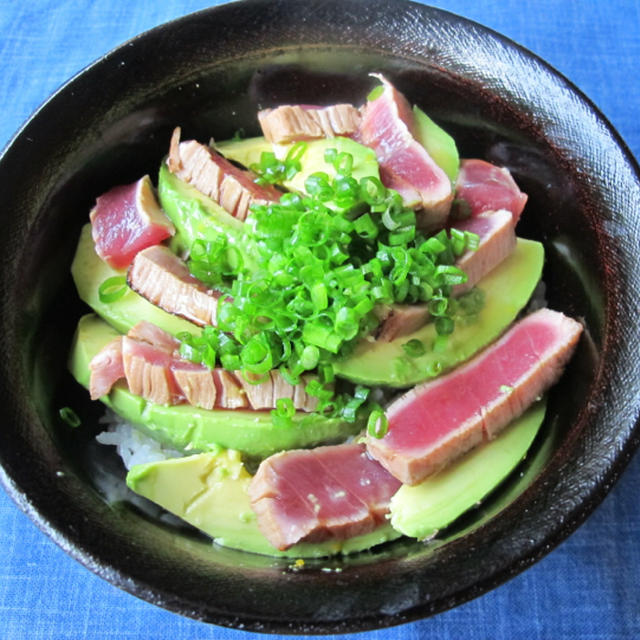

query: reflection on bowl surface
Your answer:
[0,0,638,633]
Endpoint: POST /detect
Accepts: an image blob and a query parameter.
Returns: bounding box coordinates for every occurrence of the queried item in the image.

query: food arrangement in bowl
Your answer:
[67,73,582,557]
[1,0,639,632]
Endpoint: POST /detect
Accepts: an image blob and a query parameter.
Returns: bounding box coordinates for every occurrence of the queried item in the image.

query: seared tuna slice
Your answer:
[375,209,517,342]
[258,104,362,144]
[121,336,185,406]
[229,370,319,412]
[451,209,517,296]
[88,322,319,411]
[367,308,582,484]
[128,245,223,327]
[375,304,432,343]
[248,443,401,550]
[358,75,453,228]
[455,159,528,223]
[168,127,280,221]
[90,175,175,269]
[213,370,248,410]
[126,320,181,353]
[172,364,218,410]
[89,337,125,400]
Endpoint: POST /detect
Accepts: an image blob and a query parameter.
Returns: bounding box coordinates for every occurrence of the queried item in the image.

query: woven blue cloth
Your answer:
[1,1,639,638]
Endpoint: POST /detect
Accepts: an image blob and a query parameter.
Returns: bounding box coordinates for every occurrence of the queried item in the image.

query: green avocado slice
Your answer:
[69,314,363,458]
[214,136,274,169]
[157,163,247,258]
[333,238,544,387]
[412,106,460,184]
[216,135,380,214]
[71,224,200,337]
[126,449,401,558]
[389,398,547,539]
[278,137,379,207]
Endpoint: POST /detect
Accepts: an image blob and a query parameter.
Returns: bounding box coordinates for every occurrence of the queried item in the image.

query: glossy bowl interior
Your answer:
[0,0,639,633]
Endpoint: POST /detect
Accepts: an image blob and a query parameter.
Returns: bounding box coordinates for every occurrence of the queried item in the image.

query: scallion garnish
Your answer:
[177,147,484,426]
[367,405,389,438]
[402,339,426,358]
[250,141,308,185]
[59,407,81,428]
[98,276,128,303]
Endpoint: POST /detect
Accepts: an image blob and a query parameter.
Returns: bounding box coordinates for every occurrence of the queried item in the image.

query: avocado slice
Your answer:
[333,238,544,387]
[278,137,379,208]
[214,136,274,169]
[216,135,380,213]
[71,224,200,337]
[70,314,363,458]
[389,398,547,539]
[126,449,401,557]
[157,162,246,257]
[413,106,460,184]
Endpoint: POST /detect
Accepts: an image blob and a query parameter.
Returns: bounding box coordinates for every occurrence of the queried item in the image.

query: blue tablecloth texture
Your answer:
[0,1,639,638]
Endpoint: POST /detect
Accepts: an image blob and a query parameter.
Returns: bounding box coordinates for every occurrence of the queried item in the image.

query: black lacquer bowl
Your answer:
[0,0,638,633]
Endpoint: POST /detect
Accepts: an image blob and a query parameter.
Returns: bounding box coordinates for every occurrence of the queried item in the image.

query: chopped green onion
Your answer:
[367,405,388,438]
[353,213,378,240]
[241,334,274,375]
[323,146,338,166]
[300,345,320,369]
[250,143,306,185]
[98,276,128,303]
[435,316,455,335]
[465,231,480,251]
[428,296,448,317]
[168,144,479,426]
[359,176,386,205]
[402,339,426,358]
[59,407,81,428]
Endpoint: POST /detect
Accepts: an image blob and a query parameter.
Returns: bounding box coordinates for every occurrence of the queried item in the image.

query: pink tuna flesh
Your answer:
[375,209,517,341]
[168,127,280,221]
[451,209,517,296]
[126,320,181,353]
[90,175,175,269]
[127,245,224,327]
[89,338,125,399]
[358,74,453,228]
[248,443,401,550]
[455,159,528,223]
[367,308,582,484]
[258,104,362,144]
[121,336,187,405]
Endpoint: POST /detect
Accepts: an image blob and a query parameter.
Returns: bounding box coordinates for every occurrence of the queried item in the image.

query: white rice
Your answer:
[88,411,187,528]
[96,409,183,471]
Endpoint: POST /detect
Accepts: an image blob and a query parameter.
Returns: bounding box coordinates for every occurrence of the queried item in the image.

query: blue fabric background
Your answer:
[0,1,638,638]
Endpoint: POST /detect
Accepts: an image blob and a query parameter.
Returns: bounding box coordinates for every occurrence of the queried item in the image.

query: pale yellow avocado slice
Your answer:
[126,449,401,557]
[389,398,547,540]
[334,238,544,387]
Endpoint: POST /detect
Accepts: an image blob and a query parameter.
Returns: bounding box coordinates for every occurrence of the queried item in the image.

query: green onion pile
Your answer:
[178,147,481,435]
